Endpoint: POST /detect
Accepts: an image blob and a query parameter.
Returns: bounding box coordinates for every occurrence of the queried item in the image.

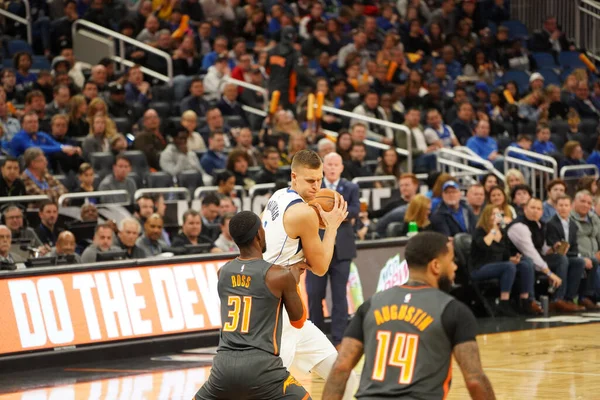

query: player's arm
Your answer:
[265,264,307,328]
[323,299,369,400]
[286,196,348,276]
[454,341,496,400]
[444,300,496,400]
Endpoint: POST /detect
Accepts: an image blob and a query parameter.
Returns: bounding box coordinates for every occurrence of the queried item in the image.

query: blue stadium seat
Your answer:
[532,52,558,68]
[7,40,33,57]
[558,51,585,69]
[146,171,174,188]
[502,70,530,94]
[31,56,50,70]
[538,69,562,86]
[501,20,529,40]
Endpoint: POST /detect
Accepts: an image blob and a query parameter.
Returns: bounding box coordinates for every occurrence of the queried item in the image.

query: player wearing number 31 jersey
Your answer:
[324,232,496,400]
[195,211,311,400]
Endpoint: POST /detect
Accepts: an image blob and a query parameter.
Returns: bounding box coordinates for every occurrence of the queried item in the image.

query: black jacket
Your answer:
[470,227,512,269]
[529,30,572,53]
[0,176,26,198]
[430,201,477,237]
[546,214,579,257]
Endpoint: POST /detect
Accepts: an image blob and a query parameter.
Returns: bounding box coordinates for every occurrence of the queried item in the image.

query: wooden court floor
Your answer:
[292,324,600,400]
[1,324,599,400]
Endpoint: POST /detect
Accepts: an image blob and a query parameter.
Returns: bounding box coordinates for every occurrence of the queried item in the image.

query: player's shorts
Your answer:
[280,308,338,374]
[194,348,311,400]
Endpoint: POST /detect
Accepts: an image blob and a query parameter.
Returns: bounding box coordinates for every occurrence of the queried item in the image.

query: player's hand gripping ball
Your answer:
[308,188,338,229]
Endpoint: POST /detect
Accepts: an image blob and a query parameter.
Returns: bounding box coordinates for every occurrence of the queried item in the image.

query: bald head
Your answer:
[91,65,107,85]
[56,231,76,255]
[0,225,11,256]
[323,152,344,182]
[144,213,164,241]
[143,109,160,131]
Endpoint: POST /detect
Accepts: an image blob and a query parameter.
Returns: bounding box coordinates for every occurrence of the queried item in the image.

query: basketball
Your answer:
[308,188,337,228]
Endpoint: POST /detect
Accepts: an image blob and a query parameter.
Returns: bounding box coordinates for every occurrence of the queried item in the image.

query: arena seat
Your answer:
[558,51,586,69]
[580,118,598,136]
[550,120,569,136]
[113,117,133,134]
[122,150,149,178]
[148,101,171,119]
[177,170,204,193]
[501,20,529,40]
[532,52,558,68]
[89,152,114,179]
[146,171,174,188]
[7,39,32,56]
[127,171,143,188]
[385,222,404,238]
[502,70,530,94]
[454,233,497,317]
[538,69,561,86]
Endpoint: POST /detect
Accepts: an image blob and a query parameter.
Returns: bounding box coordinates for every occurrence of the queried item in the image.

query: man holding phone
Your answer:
[546,195,589,311]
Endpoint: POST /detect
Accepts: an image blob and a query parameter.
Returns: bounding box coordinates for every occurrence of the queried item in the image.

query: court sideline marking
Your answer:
[485,368,600,377]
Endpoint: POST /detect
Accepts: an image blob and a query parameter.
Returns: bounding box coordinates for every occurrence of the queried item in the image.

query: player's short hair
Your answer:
[404,232,450,270]
[229,211,261,247]
[291,149,322,171]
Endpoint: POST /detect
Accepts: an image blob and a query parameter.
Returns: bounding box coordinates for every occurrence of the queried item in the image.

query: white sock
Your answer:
[311,353,359,400]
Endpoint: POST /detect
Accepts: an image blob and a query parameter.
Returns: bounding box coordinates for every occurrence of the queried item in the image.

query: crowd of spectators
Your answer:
[1,0,600,315]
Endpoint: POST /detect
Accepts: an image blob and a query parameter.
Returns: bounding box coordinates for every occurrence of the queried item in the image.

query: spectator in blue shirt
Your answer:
[124,65,151,108]
[438,45,462,80]
[201,36,234,71]
[532,123,558,156]
[9,112,81,159]
[507,135,536,163]
[14,52,37,87]
[430,180,478,237]
[467,119,504,171]
[587,137,600,171]
[200,132,227,175]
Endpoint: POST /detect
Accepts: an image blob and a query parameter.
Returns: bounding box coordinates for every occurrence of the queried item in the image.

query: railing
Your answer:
[0,0,32,45]
[0,195,48,205]
[58,191,130,207]
[578,0,600,61]
[224,76,269,111]
[510,0,578,43]
[504,146,558,200]
[134,188,191,202]
[437,147,504,184]
[72,19,173,85]
[223,77,414,171]
[559,164,600,178]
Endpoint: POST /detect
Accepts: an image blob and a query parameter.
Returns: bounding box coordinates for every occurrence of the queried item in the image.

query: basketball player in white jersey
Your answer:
[262,149,359,399]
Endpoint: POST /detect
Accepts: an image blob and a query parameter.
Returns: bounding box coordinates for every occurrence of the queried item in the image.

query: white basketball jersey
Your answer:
[262,187,306,266]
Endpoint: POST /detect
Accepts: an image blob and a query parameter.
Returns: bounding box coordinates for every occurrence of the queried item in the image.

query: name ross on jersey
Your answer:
[266,201,280,221]
[231,274,252,288]
[373,305,434,332]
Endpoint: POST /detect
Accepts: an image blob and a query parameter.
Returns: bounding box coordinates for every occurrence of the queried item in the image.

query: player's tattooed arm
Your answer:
[454,341,496,400]
[323,338,363,400]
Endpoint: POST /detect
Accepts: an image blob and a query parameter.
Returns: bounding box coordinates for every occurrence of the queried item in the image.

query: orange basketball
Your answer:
[308,188,337,228]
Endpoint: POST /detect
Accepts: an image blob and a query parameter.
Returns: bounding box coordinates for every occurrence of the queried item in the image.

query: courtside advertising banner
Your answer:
[376,254,410,292]
[0,260,228,355]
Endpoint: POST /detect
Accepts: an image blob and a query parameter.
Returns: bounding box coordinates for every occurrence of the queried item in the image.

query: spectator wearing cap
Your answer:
[50,1,79,54]
[107,82,136,122]
[430,181,477,237]
[160,130,206,177]
[203,54,231,102]
[467,119,504,171]
[217,83,249,125]
[180,78,210,116]
[510,184,533,217]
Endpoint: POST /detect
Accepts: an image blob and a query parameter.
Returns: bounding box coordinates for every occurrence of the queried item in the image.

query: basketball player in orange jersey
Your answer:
[262,149,359,399]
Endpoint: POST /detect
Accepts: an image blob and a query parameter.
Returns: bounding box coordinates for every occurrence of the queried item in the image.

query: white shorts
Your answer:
[279,308,338,374]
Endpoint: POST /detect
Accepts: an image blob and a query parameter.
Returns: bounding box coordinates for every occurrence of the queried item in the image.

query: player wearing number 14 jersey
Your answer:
[324,232,496,400]
[195,211,311,400]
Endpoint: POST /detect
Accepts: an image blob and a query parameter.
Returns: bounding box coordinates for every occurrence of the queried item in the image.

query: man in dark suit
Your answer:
[547,195,597,310]
[217,83,248,125]
[305,152,360,348]
[569,81,600,123]
[529,16,575,53]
